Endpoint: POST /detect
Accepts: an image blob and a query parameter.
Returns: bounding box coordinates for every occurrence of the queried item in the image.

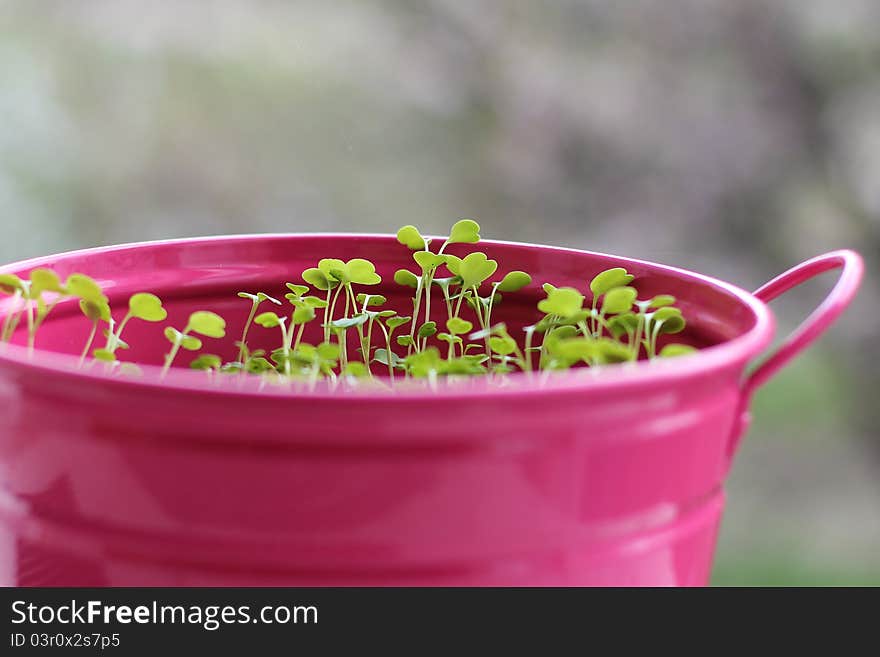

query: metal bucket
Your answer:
[0,235,863,585]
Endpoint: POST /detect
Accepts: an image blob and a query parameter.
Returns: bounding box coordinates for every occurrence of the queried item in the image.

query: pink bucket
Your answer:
[0,235,863,586]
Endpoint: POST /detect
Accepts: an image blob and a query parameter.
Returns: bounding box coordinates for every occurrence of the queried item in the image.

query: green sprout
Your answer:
[161,311,226,376]
[236,292,281,364]
[92,292,168,367]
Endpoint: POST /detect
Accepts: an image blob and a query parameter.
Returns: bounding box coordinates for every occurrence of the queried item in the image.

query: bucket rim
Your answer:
[0,232,775,401]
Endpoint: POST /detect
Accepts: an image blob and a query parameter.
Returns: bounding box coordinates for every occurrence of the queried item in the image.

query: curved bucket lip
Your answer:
[0,233,775,402]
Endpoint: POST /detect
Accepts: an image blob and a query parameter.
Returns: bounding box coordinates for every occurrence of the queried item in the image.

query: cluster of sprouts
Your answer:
[0,220,695,390]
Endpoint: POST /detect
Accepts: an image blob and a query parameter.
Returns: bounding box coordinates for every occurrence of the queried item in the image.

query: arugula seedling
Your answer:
[374,314,411,379]
[27,268,69,351]
[161,310,226,376]
[236,292,281,364]
[95,292,168,366]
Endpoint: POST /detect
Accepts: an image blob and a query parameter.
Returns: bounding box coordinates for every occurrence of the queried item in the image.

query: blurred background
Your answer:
[0,0,877,584]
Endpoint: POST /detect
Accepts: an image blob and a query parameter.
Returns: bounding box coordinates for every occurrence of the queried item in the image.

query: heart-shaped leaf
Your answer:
[386,315,411,331]
[548,336,595,363]
[302,267,337,290]
[343,361,370,378]
[488,335,517,356]
[79,297,110,322]
[446,317,473,336]
[404,347,442,376]
[649,294,676,308]
[29,268,64,296]
[413,251,447,273]
[437,332,458,345]
[292,305,316,325]
[608,312,638,338]
[443,254,461,274]
[331,314,368,329]
[373,348,403,367]
[496,270,531,292]
[397,225,426,250]
[454,252,497,289]
[65,273,104,303]
[0,273,23,294]
[346,258,381,285]
[448,219,481,244]
[181,335,203,351]
[285,283,309,297]
[652,307,685,334]
[660,343,696,358]
[394,269,419,288]
[594,338,634,364]
[187,311,226,338]
[356,293,387,307]
[590,268,634,297]
[317,258,347,282]
[128,292,167,322]
[396,335,414,347]
[317,342,340,361]
[537,287,584,318]
[92,348,117,363]
[417,321,437,338]
[245,356,274,373]
[255,311,283,328]
[552,326,580,341]
[601,286,637,314]
[164,327,182,344]
[190,354,222,370]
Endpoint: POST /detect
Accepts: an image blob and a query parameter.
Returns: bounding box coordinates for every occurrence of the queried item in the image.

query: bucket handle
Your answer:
[728,249,863,459]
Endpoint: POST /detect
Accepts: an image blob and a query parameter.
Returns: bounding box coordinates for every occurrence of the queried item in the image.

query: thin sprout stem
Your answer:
[470,286,491,354]
[423,267,438,336]
[106,312,133,354]
[338,330,348,371]
[78,320,98,366]
[364,316,376,373]
[537,316,557,370]
[407,279,423,356]
[293,322,306,351]
[523,326,535,373]
[32,296,63,335]
[442,284,454,322]
[1,290,23,343]
[25,296,35,354]
[648,319,664,359]
[5,306,25,343]
[322,288,332,340]
[279,320,291,377]
[379,323,395,381]
[485,282,500,330]
[632,311,646,361]
[453,286,466,319]
[327,284,345,342]
[238,300,259,363]
[345,284,369,365]
[161,335,185,377]
[590,297,599,337]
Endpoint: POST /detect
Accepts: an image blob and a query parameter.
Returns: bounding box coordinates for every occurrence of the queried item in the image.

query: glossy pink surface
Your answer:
[0,236,863,586]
